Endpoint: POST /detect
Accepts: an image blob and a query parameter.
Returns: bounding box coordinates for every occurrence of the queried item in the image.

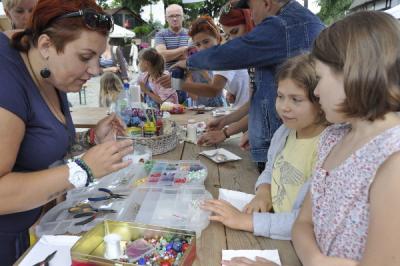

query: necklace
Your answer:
[25,52,66,125]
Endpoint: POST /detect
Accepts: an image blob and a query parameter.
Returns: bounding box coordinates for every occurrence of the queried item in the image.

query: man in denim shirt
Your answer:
[182,0,324,165]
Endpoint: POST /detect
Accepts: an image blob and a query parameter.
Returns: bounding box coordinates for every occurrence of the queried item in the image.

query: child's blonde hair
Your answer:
[276,53,327,125]
[99,72,123,107]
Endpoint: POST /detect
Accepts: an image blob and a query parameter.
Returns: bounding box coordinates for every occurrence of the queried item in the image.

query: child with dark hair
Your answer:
[138,48,178,108]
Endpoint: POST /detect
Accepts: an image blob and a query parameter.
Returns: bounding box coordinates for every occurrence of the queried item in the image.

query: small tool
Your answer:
[88,188,127,202]
[68,203,116,215]
[32,250,57,266]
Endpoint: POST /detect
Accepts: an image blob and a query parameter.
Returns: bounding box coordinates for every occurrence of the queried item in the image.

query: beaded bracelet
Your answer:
[74,158,94,186]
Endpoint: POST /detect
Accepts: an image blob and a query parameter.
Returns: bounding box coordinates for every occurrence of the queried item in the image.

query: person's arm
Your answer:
[138,79,162,104]
[187,18,288,71]
[156,44,188,62]
[358,152,400,266]
[220,100,250,125]
[182,74,227,97]
[0,108,133,215]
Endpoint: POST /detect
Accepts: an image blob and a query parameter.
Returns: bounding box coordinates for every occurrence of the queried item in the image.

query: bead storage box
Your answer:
[119,186,212,235]
[71,220,196,266]
[146,160,207,187]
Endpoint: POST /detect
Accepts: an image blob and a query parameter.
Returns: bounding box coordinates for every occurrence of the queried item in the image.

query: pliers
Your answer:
[88,188,127,202]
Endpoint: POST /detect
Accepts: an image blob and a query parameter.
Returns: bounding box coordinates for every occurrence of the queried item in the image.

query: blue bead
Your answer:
[166,243,173,251]
[138,258,146,265]
[172,241,182,252]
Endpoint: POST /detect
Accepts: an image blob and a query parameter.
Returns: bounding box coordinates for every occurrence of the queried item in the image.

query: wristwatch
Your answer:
[67,161,88,188]
[222,127,230,139]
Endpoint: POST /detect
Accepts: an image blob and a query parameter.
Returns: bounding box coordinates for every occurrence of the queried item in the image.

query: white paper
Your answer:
[19,235,80,266]
[219,188,255,211]
[222,249,281,265]
[200,148,242,163]
[182,0,205,3]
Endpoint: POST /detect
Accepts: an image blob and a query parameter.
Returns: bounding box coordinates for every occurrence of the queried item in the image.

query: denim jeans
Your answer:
[187,0,325,162]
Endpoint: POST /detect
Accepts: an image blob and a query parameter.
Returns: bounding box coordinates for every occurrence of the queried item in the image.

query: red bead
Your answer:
[182,243,190,252]
[160,261,171,266]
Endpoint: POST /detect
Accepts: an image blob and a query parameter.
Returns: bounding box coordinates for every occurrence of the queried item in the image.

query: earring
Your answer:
[40,68,51,78]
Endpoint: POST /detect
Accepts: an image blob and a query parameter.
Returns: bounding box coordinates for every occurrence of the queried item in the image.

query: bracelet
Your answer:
[74,158,94,186]
[89,128,96,145]
[222,127,230,139]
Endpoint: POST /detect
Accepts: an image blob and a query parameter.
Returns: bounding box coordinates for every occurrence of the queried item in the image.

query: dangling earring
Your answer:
[40,68,51,78]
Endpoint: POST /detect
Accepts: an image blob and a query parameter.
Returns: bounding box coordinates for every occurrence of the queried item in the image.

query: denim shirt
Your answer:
[187,1,325,162]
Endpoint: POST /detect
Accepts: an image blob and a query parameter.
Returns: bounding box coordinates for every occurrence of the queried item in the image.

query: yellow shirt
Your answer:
[271,130,320,213]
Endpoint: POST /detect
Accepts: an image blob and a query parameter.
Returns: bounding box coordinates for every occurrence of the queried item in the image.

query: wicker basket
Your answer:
[130,120,178,155]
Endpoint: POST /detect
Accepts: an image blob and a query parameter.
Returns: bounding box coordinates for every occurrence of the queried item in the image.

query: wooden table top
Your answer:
[70,107,213,128]
[19,110,301,266]
[153,139,302,266]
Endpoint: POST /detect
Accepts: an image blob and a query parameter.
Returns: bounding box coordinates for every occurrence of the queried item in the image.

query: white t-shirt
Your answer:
[213,69,250,107]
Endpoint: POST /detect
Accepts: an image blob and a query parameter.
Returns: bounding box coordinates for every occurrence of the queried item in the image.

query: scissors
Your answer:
[68,203,116,226]
[32,250,57,266]
[88,188,127,202]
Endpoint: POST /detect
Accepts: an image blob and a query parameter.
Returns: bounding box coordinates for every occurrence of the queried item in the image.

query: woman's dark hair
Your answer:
[11,0,108,53]
[188,15,221,43]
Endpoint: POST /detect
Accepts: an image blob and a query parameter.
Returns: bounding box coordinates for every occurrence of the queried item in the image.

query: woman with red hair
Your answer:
[0,0,133,263]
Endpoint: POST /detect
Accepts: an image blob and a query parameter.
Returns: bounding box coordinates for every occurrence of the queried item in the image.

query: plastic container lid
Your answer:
[188,119,196,124]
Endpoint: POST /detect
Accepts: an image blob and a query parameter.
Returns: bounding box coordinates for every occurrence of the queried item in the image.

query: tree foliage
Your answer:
[317,0,352,25]
[163,0,226,24]
[110,0,159,13]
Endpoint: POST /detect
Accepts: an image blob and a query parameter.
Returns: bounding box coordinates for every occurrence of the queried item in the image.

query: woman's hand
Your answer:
[197,130,226,146]
[239,131,250,150]
[82,139,133,178]
[94,113,126,143]
[222,257,280,266]
[244,184,272,214]
[201,199,253,231]
[171,59,188,70]
[206,117,225,131]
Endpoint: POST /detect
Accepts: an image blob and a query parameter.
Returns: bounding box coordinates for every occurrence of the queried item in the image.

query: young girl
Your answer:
[202,53,327,241]
[290,11,400,266]
[99,72,123,108]
[137,48,178,108]
[177,16,249,108]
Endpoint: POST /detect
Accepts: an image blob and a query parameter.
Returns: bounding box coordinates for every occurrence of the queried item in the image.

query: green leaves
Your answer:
[317,0,352,25]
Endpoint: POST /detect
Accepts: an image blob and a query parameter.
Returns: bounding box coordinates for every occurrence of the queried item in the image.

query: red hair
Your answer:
[11,0,108,52]
[219,8,254,33]
[188,15,222,43]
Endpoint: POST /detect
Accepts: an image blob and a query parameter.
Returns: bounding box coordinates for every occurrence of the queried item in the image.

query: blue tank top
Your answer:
[0,33,76,233]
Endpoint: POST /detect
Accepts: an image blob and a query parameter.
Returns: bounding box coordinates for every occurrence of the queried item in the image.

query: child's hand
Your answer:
[201,199,253,231]
[239,132,250,150]
[156,73,171,88]
[222,256,280,266]
[244,184,272,214]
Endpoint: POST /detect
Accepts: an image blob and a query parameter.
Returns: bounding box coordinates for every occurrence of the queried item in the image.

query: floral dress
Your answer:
[311,123,400,260]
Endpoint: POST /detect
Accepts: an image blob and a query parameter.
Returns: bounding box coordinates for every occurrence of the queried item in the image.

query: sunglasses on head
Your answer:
[53,9,114,33]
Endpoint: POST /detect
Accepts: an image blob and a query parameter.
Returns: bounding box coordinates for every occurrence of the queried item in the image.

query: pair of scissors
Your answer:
[68,203,116,226]
[88,188,127,202]
[32,250,57,266]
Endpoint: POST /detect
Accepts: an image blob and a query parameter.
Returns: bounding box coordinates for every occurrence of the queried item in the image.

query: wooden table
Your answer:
[153,139,301,266]
[18,110,301,266]
[70,107,212,128]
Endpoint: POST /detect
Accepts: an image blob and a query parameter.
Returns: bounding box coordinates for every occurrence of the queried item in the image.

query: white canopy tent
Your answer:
[110,24,136,38]
[385,5,400,19]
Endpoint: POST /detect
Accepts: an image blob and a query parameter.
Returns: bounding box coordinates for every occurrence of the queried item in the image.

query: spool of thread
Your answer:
[187,119,197,143]
[104,233,121,259]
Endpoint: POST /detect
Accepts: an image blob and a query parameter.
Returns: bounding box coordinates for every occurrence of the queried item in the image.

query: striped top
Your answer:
[155,28,190,69]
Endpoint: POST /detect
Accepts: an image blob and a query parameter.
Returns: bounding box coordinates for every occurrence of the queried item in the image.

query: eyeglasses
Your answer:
[52,9,114,33]
[167,14,182,19]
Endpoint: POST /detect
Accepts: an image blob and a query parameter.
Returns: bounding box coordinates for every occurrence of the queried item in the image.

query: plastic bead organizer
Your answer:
[146,160,207,187]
